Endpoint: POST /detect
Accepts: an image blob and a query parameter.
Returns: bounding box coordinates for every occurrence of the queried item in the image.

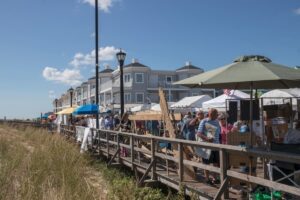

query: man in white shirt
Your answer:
[99,116,105,129]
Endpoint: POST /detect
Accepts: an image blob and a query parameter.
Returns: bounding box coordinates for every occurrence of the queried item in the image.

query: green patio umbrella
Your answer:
[175,55,300,89]
[174,55,300,146]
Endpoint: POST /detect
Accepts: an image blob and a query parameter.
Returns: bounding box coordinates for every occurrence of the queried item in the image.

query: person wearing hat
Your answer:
[218,112,233,145]
[190,111,205,131]
[185,110,205,141]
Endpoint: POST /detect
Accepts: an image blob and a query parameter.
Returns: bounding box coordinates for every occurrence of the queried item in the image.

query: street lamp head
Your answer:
[116,49,126,65]
[68,87,74,94]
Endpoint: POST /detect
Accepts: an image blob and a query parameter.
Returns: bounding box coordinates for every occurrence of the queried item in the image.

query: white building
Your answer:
[54,60,215,112]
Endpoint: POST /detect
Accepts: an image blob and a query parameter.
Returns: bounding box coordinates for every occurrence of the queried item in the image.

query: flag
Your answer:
[223,89,232,96]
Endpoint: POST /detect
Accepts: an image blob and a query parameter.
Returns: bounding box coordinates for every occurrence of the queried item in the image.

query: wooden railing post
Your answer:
[117,133,121,163]
[151,138,157,180]
[97,130,102,156]
[178,142,183,182]
[130,135,134,170]
[219,149,229,199]
[106,131,109,159]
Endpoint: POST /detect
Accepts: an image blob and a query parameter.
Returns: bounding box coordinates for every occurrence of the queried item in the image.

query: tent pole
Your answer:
[250,82,253,147]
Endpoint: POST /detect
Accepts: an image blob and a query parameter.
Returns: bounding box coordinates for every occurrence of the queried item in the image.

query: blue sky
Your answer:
[0,0,300,119]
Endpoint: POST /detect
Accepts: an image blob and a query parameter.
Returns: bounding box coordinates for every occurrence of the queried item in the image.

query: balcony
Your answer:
[147,81,182,90]
[100,80,113,92]
[90,88,95,97]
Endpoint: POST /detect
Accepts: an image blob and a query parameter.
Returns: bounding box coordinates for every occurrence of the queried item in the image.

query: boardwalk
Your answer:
[1,120,300,200]
[58,124,300,200]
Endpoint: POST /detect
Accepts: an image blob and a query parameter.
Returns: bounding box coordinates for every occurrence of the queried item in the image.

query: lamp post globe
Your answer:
[116,49,126,117]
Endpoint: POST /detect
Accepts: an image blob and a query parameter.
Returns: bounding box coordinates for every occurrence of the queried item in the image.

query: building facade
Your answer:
[53,59,215,112]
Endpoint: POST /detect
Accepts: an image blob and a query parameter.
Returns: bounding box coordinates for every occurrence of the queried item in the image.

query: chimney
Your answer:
[185,61,191,66]
[132,58,138,63]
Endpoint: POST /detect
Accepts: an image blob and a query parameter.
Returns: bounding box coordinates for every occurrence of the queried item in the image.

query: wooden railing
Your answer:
[60,124,300,200]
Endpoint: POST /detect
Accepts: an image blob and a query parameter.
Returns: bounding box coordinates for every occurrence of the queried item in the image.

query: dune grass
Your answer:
[0,124,177,200]
[0,124,100,200]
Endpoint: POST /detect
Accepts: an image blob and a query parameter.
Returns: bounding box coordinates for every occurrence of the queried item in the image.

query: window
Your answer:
[166,76,172,84]
[124,74,131,83]
[136,93,144,103]
[166,94,173,102]
[135,73,144,83]
[124,93,131,103]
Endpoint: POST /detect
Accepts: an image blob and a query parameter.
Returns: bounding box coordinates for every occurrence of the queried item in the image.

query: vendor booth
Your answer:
[261,88,300,109]
[202,90,249,111]
[175,55,300,189]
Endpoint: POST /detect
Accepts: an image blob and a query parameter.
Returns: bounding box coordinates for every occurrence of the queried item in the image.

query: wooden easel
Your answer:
[159,88,196,180]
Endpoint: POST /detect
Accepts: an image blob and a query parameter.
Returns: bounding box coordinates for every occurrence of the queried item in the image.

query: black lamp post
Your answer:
[68,87,74,107]
[68,87,74,125]
[95,0,100,129]
[116,50,126,117]
[54,98,58,113]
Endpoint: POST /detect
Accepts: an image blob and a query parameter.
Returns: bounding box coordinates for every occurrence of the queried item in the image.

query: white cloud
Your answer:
[81,0,114,13]
[294,8,300,15]
[70,46,118,68]
[42,67,83,86]
[48,90,56,99]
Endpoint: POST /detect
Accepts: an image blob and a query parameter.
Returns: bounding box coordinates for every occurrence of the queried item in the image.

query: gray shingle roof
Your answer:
[100,68,114,73]
[124,62,149,68]
[176,64,203,71]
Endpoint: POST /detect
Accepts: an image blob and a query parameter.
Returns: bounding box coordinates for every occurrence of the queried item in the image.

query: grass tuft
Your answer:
[0,124,183,200]
[0,124,97,200]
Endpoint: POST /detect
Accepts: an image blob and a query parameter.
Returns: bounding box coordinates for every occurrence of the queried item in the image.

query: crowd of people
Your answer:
[177,108,241,185]
[68,108,251,185]
[72,113,131,132]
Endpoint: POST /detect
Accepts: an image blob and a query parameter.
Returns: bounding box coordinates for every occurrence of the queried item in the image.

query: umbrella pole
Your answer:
[250,82,253,147]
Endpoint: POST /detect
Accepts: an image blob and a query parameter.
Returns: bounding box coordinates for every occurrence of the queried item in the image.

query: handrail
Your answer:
[59,125,300,198]
[62,125,300,164]
[13,122,300,199]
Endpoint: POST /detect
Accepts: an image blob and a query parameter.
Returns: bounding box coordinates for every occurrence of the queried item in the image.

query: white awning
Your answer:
[171,95,212,108]
[202,90,250,111]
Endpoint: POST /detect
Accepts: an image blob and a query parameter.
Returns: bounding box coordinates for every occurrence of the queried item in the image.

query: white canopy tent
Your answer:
[202,90,250,111]
[170,95,212,109]
[260,88,300,107]
[130,103,157,112]
[150,102,175,112]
